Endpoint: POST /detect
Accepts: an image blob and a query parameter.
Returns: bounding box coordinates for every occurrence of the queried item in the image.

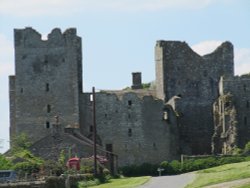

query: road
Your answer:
[138,173,196,188]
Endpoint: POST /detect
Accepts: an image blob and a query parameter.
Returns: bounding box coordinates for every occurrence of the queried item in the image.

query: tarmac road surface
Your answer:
[138,173,196,188]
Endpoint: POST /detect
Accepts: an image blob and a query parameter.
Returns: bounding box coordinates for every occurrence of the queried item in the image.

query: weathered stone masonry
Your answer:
[9,27,248,166]
[9,28,179,166]
[213,75,250,154]
[10,28,82,144]
[155,41,234,154]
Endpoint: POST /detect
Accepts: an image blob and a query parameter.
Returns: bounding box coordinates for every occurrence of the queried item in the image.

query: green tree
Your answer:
[0,154,13,170]
[11,133,31,153]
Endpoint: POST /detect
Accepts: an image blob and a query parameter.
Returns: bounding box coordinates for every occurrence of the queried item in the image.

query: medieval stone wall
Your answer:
[80,90,179,166]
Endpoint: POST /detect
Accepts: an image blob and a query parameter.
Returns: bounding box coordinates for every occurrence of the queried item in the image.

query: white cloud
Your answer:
[0,0,225,16]
[191,40,250,76]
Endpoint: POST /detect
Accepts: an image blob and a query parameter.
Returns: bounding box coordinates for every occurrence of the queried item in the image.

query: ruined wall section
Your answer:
[212,93,237,154]
[155,41,234,154]
[219,76,250,148]
[80,91,179,166]
[12,27,82,143]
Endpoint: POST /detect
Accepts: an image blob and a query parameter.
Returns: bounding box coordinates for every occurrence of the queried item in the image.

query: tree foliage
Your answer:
[0,154,13,170]
[11,133,31,153]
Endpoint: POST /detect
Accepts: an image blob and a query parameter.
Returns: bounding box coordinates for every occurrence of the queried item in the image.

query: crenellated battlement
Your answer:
[14,27,79,48]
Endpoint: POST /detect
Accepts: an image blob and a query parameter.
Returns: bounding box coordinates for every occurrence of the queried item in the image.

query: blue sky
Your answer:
[0,0,250,153]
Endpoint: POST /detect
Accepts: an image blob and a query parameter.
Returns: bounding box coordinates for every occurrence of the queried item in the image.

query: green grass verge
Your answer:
[89,176,151,188]
[186,161,250,188]
[235,182,250,188]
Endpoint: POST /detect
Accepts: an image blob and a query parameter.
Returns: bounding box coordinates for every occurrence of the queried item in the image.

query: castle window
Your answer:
[90,125,93,132]
[244,84,247,92]
[153,143,157,150]
[244,116,247,125]
[20,88,23,93]
[106,144,113,152]
[128,114,131,119]
[124,144,128,151]
[128,100,132,106]
[47,105,51,113]
[247,101,249,108]
[46,121,50,129]
[44,56,48,64]
[46,83,49,92]
[105,114,107,118]
[128,128,132,137]
[163,111,168,120]
[203,70,208,77]
[225,102,230,108]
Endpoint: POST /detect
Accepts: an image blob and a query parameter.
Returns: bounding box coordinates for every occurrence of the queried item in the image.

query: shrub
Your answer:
[120,156,249,177]
[244,141,250,155]
[43,160,65,176]
[169,160,181,174]
[120,163,158,177]
[218,156,245,165]
[0,154,13,170]
[13,161,40,177]
[45,176,65,188]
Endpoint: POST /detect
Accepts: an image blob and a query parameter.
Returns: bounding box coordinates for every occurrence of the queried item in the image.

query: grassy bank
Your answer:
[186,161,250,188]
[84,176,150,188]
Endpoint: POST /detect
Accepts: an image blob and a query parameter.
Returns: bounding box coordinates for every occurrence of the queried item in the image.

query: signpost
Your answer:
[157,168,164,176]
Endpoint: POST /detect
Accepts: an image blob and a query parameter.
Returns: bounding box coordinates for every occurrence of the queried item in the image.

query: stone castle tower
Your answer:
[9,28,83,143]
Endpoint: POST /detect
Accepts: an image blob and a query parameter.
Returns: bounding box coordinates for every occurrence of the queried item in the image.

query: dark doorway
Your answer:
[106,144,114,174]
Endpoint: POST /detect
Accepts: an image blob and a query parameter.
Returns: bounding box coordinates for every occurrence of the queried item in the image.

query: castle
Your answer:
[9,27,249,168]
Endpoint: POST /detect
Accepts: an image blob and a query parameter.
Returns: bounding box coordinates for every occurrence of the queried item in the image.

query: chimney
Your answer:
[132,72,142,89]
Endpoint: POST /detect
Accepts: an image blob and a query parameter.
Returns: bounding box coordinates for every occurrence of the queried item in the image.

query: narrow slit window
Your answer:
[244,116,247,125]
[128,128,132,137]
[90,125,93,132]
[247,101,249,108]
[46,83,49,92]
[153,143,157,150]
[46,121,50,129]
[128,100,132,106]
[47,105,51,113]
[244,84,247,92]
